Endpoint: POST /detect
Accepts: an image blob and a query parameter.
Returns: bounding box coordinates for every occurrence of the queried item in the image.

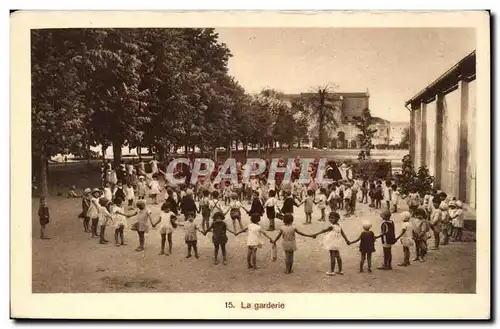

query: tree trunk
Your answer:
[257,143,261,154]
[157,145,166,162]
[244,143,249,158]
[235,141,239,151]
[86,140,91,165]
[228,141,232,158]
[200,145,205,157]
[137,146,142,161]
[39,149,48,200]
[101,145,106,160]
[112,141,122,168]
[184,145,188,155]
[214,148,218,163]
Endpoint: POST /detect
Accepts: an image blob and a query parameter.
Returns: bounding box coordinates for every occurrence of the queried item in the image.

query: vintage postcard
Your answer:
[11,10,490,319]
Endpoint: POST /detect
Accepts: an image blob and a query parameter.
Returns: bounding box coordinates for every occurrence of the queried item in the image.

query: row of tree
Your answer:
[32,28,349,199]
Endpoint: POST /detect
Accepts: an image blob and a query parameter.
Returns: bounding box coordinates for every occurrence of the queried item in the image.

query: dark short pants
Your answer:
[186,240,197,247]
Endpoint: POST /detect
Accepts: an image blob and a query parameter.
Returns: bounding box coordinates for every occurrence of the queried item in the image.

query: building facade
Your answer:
[389,121,409,146]
[283,91,391,148]
[405,50,476,208]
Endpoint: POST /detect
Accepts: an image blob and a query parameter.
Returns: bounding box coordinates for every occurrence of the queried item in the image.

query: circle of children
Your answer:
[40,156,466,276]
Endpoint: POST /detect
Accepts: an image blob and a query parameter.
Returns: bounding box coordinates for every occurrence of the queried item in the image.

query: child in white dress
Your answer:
[395,211,413,266]
[151,203,177,255]
[312,212,350,276]
[125,183,135,209]
[148,175,161,205]
[235,215,273,270]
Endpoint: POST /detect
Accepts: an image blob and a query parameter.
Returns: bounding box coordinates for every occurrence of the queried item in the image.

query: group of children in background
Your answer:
[38,161,467,277]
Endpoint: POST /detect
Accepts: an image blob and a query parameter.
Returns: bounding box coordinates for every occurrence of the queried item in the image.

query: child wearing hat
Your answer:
[440,202,451,245]
[376,209,396,270]
[412,208,431,262]
[348,220,378,273]
[38,198,50,239]
[395,211,413,266]
[450,200,464,241]
[87,188,102,238]
[80,188,92,233]
[137,176,147,200]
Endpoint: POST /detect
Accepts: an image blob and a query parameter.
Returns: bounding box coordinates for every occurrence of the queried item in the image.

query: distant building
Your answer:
[390,121,410,145]
[282,91,391,148]
[405,50,476,209]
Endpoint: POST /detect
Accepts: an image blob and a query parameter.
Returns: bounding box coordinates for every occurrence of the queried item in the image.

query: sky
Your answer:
[215,28,476,122]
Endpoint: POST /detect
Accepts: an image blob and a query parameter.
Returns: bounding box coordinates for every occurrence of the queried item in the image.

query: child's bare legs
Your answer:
[187,242,192,258]
[119,226,125,245]
[99,225,108,244]
[166,233,172,254]
[192,241,199,258]
[91,218,99,238]
[366,252,372,272]
[334,250,343,274]
[431,229,440,250]
[128,199,133,208]
[399,246,410,266]
[413,239,420,261]
[359,252,366,272]
[268,217,275,231]
[221,243,227,264]
[202,216,210,232]
[214,243,220,264]
[285,251,294,274]
[40,224,49,239]
[320,208,326,221]
[327,250,336,275]
[456,228,463,241]
[386,201,390,210]
[251,248,257,269]
[136,231,145,251]
[159,233,166,255]
[83,217,90,232]
[247,247,253,268]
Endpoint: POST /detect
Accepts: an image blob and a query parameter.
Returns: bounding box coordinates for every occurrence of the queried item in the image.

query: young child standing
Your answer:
[377,209,396,270]
[271,213,315,274]
[125,182,135,209]
[312,212,350,276]
[395,211,413,266]
[133,200,152,252]
[383,180,392,210]
[430,199,442,250]
[263,190,278,231]
[303,189,315,225]
[38,198,50,239]
[111,197,135,247]
[451,200,464,241]
[97,197,113,244]
[348,221,378,273]
[412,208,431,262]
[87,188,102,239]
[177,213,204,259]
[247,191,264,222]
[373,181,383,209]
[391,185,401,213]
[80,188,92,233]
[199,190,212,232]
[151,203,177,255]
[103,182,113,202]
[203,211,236,265]
[236,215,273,270]
[136,176,147,200]
[281,192,301,215]
[407,187,421,216]
[440,202,451,245]
[327,184,338,211]
[343,183,352,215]
[317,188,327,222]
[148,175,161,205]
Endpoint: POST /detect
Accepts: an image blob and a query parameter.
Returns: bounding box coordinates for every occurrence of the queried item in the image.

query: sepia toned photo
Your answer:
[11,11,490,319]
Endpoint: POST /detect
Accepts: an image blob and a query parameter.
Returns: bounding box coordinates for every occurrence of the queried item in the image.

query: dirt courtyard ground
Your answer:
[32,193,476,293]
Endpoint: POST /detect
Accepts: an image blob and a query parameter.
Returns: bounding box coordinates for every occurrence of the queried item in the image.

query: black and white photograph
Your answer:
[11,11,490,319]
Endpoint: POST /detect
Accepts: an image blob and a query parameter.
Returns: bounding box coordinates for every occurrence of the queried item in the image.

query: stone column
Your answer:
[409,108,416,164]
[420,102,427,167]
[415,106,422,168]
[458,80,469,202]
[434,93,444,189]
